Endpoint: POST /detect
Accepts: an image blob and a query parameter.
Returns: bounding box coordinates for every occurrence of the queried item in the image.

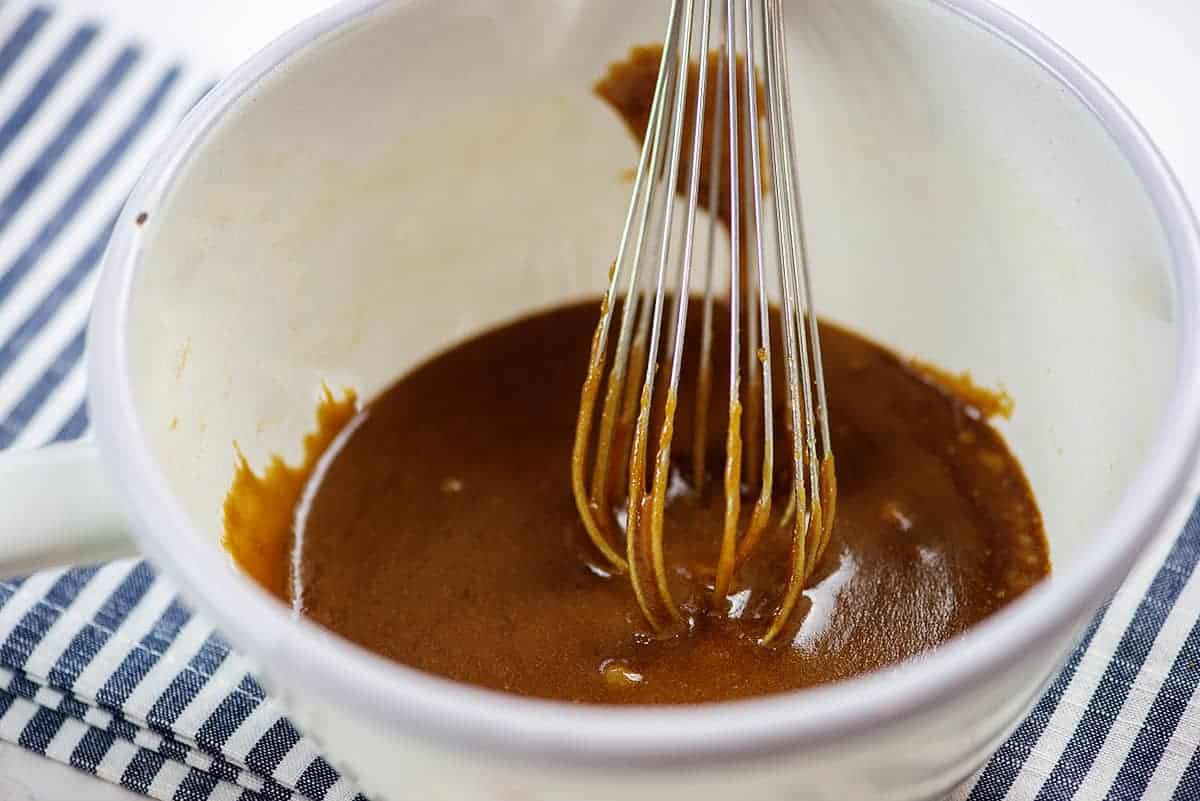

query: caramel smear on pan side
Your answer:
[222,386,357,600]
[910,360,1015,420]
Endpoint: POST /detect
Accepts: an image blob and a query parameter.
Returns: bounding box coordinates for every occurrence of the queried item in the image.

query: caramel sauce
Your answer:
[265,304,1048,704]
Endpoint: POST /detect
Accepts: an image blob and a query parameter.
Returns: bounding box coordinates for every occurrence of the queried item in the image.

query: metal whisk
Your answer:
[572,0,836,645]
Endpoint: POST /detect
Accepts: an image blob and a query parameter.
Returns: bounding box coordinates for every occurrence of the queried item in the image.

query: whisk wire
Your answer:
[711,0,744,606]
[690,36,725,495]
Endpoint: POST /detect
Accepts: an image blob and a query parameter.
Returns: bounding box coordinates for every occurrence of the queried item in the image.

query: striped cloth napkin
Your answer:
[0,2,1198,800]
[0,562,364,801]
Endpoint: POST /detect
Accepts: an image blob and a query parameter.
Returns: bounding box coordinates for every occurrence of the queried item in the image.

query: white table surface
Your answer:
[9,1,1200,798]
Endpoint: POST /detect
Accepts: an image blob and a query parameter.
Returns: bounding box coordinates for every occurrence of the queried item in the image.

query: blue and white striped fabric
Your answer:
[0,2,1199,800]
[0,1,213,449]
[0,562,365,801]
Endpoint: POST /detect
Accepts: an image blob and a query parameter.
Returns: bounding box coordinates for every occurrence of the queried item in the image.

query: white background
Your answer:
[3,1,1199,798]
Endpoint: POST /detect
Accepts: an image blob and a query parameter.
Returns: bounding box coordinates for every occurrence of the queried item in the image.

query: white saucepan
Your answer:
[1,1,1198,799]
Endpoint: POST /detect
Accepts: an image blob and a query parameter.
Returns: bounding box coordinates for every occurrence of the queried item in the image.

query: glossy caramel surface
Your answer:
[282,302,1048,704]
